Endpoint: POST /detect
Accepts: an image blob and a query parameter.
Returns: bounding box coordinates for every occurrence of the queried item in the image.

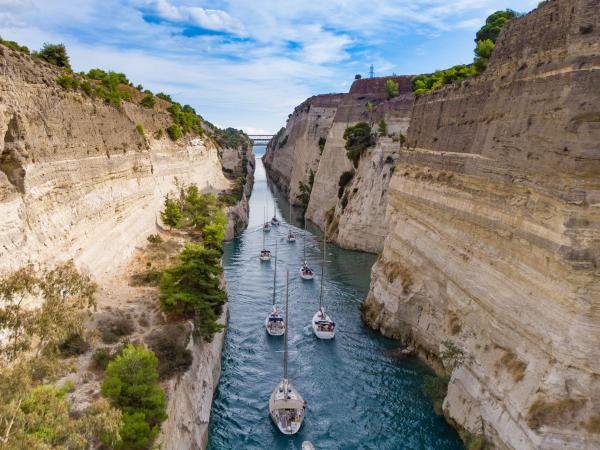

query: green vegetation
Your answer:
[145,324,193,379]
[101,344,166,450]
[378,119,387,136]
[156,92,172,102]
[34,43,71,70]
[161,196,184,228]
[459,430,486,450]
[56,74,79,90]
[147,233,163,244]
[338,170,354,198]
[136,123,145,136]
[422,374,449,415]
[160,244,226,340]
[354,74,362,80]
[318,136,327,154]
[343,122,374,168]
[167,103,203,137]
[412,10,519,95]
[0,36,30,54]
[214,127,249,152]
[98,314,135,345]
[385,79,399,99]
[218,176,245,206]
[140,93,156,108]
[296,169,315,213]
[167,123,183,141]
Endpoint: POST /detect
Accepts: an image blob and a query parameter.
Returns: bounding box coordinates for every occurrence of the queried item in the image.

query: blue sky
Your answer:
[0,0,538,133]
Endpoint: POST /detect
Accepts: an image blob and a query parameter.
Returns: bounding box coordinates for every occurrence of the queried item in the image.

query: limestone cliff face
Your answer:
[0,44,246,277]
[264,77,413,253]
[363,0,600,448]
[263,93,344,201]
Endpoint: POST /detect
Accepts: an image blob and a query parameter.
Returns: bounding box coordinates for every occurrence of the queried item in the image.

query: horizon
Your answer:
[1,0,538,134]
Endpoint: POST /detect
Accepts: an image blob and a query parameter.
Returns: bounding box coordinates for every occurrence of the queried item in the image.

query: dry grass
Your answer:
[496,350,527,382]
[447,311,461,335]
[586,416,600,434]
[527,398,586,430]
[382,260,413,293]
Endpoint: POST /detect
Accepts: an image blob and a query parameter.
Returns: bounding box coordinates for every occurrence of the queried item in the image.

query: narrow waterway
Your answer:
[208,150,463,449]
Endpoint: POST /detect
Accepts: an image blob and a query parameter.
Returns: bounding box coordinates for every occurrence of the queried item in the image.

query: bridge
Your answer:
[248,135,275,146]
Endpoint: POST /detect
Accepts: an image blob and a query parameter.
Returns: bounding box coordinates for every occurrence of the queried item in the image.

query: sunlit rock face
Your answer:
[0,45,232,277]
[363,0,600,448]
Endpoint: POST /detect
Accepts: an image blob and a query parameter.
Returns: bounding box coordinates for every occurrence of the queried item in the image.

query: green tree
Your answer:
[101,345,166,449]
[476,9,518,44]
[343,122,374,168]
[161,196,183,229]
[474,39,495,72]
[385,79,399,99]
[34,43,71,70]
[167,124,182,141]
[354,74,362,80]
[140,93,156,108]
[159,244,226,340]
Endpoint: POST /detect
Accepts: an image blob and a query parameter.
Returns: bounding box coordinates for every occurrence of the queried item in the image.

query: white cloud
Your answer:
[152,0,246,35]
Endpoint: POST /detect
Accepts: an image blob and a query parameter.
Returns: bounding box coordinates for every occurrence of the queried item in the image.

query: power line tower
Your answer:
[369,64,374,78]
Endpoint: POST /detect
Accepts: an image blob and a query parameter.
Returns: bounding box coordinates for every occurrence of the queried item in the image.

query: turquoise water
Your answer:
[207,152,463,450]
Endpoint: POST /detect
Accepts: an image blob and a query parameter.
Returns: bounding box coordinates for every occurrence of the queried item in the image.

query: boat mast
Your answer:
[303,221,307,263]
[319,228,326,309]
[283,270,289,385]
[272,241,278,305]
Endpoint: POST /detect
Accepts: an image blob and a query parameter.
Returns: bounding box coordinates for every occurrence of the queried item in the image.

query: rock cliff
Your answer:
[363,0,600,448]
[0,44,253,449]
[264,77,414,253]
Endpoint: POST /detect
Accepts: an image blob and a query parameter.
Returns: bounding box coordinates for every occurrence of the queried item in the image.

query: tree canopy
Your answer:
[34,43,71,70]
[475,9,519,43]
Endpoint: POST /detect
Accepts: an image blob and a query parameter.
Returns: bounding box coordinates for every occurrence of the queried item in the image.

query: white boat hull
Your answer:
[312,310,335,339]
[265,314,285,336]
[269,380,306,435]
[299,266,314,280]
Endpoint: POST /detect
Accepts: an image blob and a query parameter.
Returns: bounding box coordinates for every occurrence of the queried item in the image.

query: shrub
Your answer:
[459,430,486,450]
[0,36,30,54]
[140,93,155,109]
[101,344,166,449]
[343,122,374,168]
[130,270,163,287]
[422,374,449,415]
[161,196,183,229]
[378,119,387,135]
[296,169,315,213]
[56,75,79,90]
[81,80,93,96]
[354,74,362,80]
[385,79,399,99]
[92,347,114,371]
[156,92,172,102]
[98,314,135,344]
[154,129,163,140]
[474,39,495,72]
[167,103,203,136]
[318,137,327,154]
[167,124,182,141]
[58,333,90,357]
[159,244,226,341]
[34,43,71,70]
[338,171,354,198]
[135,123,144,136]
[145,325,193,379]
[147,234,163,244]
[476,9,518,44]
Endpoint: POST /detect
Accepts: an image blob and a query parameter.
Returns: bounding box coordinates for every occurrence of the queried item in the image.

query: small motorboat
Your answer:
[271,204,280,226]
[286,204,296,242]
[299,222,313,280]
[269,271,306,434]
[260,211,271,261]
[302,442,316,450]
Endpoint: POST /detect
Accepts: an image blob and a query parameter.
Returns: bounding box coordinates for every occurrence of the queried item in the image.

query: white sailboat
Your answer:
[286,203,296,243]
[263,204,272,233]
[271,203,280,226]
[311,229,335,339]
[260,207,272,261]
[269,271,306,434]
[265,241,285,336]
[299,222,314,280]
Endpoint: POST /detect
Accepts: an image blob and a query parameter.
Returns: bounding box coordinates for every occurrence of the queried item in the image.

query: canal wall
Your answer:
[264,0,600,448]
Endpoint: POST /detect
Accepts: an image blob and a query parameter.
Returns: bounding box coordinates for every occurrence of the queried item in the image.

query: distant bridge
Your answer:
[248,135,275,146]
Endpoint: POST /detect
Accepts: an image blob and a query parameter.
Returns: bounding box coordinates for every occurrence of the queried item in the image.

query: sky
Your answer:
[0,0,538,134]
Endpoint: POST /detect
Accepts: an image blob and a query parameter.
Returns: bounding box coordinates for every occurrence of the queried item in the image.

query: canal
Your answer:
[207,149,463,449]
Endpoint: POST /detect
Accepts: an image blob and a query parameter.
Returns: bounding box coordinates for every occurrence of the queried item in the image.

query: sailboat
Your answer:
[286,203,296,243]
[260,208,272,261]
[271,203,281,226]
[311,229,336,339]
[269,270,306,434]
[265,241,285,336]
[299,222,314,280]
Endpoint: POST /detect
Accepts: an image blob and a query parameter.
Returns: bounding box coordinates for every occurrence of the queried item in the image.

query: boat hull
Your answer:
[312,311,335,339]
[265,315,285,336]
[269,380,306,435]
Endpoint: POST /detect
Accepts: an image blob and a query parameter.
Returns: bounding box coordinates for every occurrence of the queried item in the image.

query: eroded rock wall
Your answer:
[363,1,600,448]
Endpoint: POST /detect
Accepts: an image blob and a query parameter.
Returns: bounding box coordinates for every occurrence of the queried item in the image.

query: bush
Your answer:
[81,80,93,96]
[0,36,30,54]
[140,93,155,109]
[92,347,114,371]
[101,344,166,450]
[145,325,192,379]
[296,169,315,213]
[58,333,90,357]
[167,124,182,141]
[354,74,362,80]
[136,123,144,136]
[474,39,495,72]
[167,103,203,136]
[99,314,135,344]
[159,244,226,341]
[385,79,399,99]
[161,195,183,228]
[156,92,171,102]
[422,374,449,415]
[154,129,163,140]
[338,171,354,198]
[147,234,163,244]
[56,75,79,90]
[343,122,374,168]
[34,43,71,70]
[378,119,387,135]
[318,136,326,154]
[130,270,163,287]
[475,9,518,44]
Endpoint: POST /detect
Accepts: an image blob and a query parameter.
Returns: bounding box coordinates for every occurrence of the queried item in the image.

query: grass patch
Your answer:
[497,350,527,382]
[527,398,585,430]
